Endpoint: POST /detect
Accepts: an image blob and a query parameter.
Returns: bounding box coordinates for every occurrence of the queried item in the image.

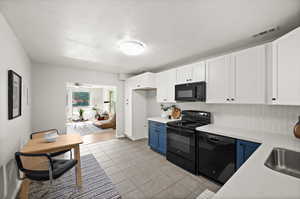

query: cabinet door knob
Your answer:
[272,98,276,101]
[226,98,230,101]
[231,98,235,101]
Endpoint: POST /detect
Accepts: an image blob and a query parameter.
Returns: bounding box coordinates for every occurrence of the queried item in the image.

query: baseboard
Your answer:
[116,134,125,138]
[122,133,133,141]
[10,180,22,199]
[123,134,147,141]
[2,166,7,199]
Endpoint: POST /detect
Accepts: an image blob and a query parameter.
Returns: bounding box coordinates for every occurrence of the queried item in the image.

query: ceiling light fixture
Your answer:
[119,40,146,56]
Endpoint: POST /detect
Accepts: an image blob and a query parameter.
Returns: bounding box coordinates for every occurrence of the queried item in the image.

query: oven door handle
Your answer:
[167,126,194,134]
[207,136,223,145]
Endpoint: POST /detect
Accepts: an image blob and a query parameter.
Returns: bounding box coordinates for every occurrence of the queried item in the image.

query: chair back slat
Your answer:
[19,155,49,171]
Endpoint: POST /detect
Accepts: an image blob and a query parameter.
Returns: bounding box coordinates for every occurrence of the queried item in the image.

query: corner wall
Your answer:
[0,12,32,199]
[31,64,124,137]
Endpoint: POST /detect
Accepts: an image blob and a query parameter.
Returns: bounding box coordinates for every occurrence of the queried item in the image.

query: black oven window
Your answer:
[177,90,193,98]
[168,133,190,153]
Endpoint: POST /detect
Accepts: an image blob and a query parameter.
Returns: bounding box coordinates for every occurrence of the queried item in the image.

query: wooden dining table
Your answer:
[19,133,83,199]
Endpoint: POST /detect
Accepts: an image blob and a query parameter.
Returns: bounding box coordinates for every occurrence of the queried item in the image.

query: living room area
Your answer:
[66,82,117,144]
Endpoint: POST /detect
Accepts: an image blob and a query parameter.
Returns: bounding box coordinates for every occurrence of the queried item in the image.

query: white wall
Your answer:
[146,90,300,137]
[91,88,103,107]
[0,12,32,199]
[32,64,124,137]
[146,90,161,117]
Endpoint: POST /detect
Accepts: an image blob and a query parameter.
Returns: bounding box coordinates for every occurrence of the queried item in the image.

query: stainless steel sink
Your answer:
[265,148,300,179]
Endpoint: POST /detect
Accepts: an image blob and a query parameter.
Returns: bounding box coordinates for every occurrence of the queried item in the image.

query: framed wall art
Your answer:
[8,70,22,120]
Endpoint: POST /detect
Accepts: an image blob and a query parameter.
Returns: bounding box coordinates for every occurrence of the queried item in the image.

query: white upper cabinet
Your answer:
[156,69,176,103]
[206,55,231,103]
[176,61,205,84]
[233,45,266,104]
[176,65,193,84]
[130,72,156,89]
[270,27,300,105]
[192,61,206,82]
[206,45,267,104]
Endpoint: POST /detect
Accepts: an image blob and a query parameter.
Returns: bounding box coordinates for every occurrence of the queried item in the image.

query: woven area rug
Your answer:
[28,155,121,199]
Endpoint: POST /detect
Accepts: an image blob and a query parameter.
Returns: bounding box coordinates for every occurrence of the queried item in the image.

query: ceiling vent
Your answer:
[252,27,279,38]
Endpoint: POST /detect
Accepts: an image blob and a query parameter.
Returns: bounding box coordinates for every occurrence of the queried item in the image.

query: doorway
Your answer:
[65,82,117,144]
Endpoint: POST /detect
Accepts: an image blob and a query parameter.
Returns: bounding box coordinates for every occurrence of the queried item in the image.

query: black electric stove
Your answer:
[166,110,211,174]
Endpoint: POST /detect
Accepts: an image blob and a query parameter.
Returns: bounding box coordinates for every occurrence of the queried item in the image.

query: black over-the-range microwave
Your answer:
[175,81,206,101]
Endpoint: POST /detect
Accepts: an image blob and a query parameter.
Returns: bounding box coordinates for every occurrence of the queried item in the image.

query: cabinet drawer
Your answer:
[149,121,165,137]
[149,121,165,129]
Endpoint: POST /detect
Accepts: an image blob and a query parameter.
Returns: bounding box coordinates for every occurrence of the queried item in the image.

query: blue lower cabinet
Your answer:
[236,140,261,169]
[149,127,159,149]
[148,121,167,155]
[157,127,166,154]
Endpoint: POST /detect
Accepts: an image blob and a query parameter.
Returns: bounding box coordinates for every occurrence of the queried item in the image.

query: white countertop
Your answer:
[147,117,180,124]
[196,124,300,199]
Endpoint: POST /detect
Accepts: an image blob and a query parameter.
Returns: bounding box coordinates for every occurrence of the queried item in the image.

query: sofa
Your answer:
[93,113,116,129]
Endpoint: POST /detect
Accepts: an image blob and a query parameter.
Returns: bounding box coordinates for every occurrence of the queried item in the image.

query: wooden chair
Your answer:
[15,152,77,184]
[30,129,72,158]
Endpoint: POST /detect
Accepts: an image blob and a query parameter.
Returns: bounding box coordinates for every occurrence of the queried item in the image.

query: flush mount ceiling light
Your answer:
[119,40,146,56]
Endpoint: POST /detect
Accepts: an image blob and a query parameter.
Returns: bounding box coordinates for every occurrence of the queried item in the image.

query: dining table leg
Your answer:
[19,178,30,199]
[74,144,82,186]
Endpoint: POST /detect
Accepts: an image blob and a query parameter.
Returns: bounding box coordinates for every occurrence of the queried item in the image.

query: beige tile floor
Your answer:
[80,138,221,199]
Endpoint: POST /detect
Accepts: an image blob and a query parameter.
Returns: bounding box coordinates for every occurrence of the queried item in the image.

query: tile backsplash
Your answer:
[146,90,300,137]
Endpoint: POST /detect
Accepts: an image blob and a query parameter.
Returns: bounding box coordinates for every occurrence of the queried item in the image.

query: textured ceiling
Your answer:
[0,0,299,74]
